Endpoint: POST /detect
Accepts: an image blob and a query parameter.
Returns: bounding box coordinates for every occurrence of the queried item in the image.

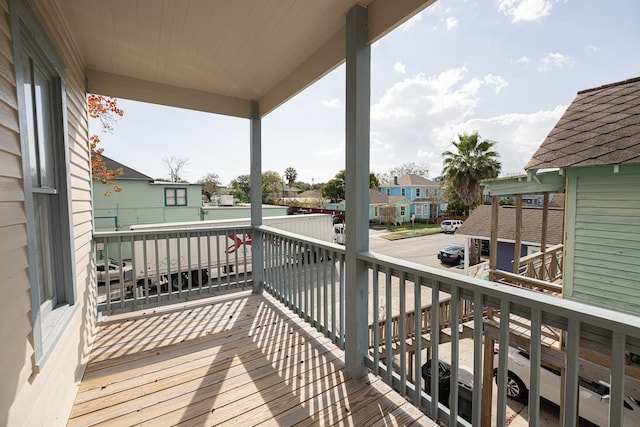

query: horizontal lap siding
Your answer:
[0,0,33,424]
[571,173,640,315]
[5,0,97,426]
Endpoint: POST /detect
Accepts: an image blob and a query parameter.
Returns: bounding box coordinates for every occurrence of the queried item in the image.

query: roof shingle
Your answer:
[526,77,640,170]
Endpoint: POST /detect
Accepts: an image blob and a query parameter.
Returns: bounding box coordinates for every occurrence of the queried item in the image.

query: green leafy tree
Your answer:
[442,132,501,209]
[229,174,250,202]
[321,170,381,203]
[284,167,297,188]
[262,170,283,204]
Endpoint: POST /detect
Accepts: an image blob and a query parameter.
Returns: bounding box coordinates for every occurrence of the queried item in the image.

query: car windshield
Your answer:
[444,245,462,251]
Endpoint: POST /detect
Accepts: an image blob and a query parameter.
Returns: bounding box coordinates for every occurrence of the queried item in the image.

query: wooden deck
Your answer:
[69,290,435,426]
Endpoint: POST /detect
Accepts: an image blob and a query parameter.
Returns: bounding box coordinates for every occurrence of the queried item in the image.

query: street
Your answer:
[369,228,465,270]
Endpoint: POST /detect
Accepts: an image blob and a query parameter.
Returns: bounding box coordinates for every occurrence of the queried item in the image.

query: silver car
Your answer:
[497,345,640,426]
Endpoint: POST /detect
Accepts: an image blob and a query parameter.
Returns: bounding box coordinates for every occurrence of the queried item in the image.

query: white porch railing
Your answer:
[94,226,640,426]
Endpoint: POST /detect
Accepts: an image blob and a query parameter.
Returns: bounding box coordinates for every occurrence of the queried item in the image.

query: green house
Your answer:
[485,77,640,316]
[93,156,203,230]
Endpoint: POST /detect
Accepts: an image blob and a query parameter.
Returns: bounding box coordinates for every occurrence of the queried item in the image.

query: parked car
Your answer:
[422,359,473,422]
[438,244,464,266]
[293,209,310,215]
[496,346,640,426]
[441,219,463,233]
[96,258,133,283]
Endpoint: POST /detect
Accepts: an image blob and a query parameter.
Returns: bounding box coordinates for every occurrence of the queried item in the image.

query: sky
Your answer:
[93,0,640,187]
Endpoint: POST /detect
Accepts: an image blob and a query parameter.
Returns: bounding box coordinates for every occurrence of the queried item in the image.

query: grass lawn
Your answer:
[377,223,442,240]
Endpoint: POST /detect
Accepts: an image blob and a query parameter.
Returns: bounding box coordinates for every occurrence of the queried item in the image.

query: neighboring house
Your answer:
[93,156,203,230]
[484,76,640,316]
[380,174,447,219]
[456,204,564,273]
[328,189,412,224]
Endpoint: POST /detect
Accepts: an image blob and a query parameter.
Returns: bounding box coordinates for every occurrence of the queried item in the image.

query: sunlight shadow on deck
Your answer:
[69,291,434,426]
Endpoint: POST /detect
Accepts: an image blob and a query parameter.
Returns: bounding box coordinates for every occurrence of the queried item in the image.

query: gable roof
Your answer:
[369,189,389,204]
[456,204,564,246]
[102,155,153,180]
[384,174,437,186]
[526,76,640,170]
[368,189,410,205]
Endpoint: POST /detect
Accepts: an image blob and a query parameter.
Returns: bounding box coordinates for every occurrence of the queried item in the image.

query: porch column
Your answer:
[250,100,263,293]
[344,4,370,379]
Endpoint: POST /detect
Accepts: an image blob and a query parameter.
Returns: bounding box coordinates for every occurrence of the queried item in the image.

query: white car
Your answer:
[497,346,640,426]
[96,258,133,283]
[440,219,463,234]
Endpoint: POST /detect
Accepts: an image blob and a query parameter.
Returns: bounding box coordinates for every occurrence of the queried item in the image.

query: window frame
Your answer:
[165,187,188,206]
[11,0,77,369]
[400,205,406,216]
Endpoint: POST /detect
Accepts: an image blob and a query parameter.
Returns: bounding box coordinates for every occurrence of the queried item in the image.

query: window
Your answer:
[386,188,390,195]
[165,188,187,206]
[12,0,75,366]
[401,188,406,196]
[416,187,421,197]
[374,206,379,217]
[400,206,406,216]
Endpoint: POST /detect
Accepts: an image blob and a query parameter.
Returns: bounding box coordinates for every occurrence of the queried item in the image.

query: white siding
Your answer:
[2,0,96,425]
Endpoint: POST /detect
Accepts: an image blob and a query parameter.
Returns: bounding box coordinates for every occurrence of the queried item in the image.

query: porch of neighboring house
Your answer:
[69,291,432,426]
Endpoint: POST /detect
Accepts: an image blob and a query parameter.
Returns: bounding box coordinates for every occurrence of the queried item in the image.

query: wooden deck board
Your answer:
[70,291,434,426]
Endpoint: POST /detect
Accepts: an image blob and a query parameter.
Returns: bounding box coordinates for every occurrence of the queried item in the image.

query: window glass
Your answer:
[176,188,187,205]
[165,189,176,205]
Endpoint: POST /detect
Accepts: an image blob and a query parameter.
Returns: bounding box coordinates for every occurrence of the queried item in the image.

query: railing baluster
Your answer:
[610,331,625,426]
[449,286,460,425]
[413,275,422,407]
[529,307,542,426]
[429,280,440,419]
[385,267,393,385]
[496,299,511,426]
[399,271,407,395]
[563,318,580,427]
[373,264,380,376]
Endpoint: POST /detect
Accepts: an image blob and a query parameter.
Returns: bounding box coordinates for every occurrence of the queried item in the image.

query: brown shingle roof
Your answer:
[456,204,564,245]
[526,77,640,170]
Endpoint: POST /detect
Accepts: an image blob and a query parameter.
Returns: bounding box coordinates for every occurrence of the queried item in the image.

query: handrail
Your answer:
[518,244,564,282]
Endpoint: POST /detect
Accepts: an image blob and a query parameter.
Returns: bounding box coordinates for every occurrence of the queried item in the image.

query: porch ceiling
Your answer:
[57,0,435,118]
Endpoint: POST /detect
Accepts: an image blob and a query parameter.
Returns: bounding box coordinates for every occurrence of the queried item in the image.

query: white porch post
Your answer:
[250,100,263,293]
[344,4,370,379]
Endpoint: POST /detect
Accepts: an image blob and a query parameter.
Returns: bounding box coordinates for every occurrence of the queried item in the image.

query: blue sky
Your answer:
[94,0,640,186]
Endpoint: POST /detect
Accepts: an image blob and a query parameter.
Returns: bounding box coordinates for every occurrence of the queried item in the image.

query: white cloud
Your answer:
[497,0,556,23]
[585,45,600,54]
[369,67,563,177]
[445,16,459,30]
[321,98,341,108]
[539,52,573,70]
[399,12,423,31]
[514,55,531,64]
[484,74,510,93]
[394,62,406,74]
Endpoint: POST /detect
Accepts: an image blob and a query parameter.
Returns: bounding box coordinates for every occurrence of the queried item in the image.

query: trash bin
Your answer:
[421,360,451,405]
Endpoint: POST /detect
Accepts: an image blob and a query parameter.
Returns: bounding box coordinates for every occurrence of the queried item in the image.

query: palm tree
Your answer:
[442,132,501,209]
[442,132,501,265]
[284,167,297,188]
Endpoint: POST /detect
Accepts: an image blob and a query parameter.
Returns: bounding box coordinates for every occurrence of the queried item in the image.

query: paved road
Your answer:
[369,228,465,270]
